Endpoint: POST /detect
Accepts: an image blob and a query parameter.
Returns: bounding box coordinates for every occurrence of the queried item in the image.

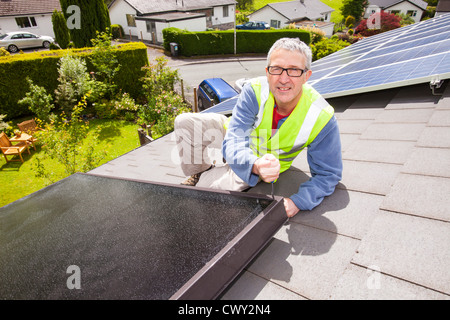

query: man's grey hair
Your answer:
[267,37,312,70]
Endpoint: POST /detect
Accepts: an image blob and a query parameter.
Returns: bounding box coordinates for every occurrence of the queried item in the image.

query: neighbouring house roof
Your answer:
[436,0,450,12]
[135,11,205,23]
[368,0,428,11]
[250,0,334,22]
[0,0,61,17]
[111,0,236,16]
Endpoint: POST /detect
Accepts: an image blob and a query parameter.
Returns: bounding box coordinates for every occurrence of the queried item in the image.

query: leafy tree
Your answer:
[341,0,368,23]
[236,0,254,10]
[355,11,401,36]
[90,29,121,97]
[52,9,71,49]
[59,0,111,48]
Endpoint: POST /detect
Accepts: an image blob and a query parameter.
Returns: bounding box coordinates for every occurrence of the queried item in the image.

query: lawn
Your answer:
[253,0,344,23]
[0,119,140,208]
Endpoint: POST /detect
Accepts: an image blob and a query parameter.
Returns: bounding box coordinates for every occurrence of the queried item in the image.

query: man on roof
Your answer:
[174,37,342,218]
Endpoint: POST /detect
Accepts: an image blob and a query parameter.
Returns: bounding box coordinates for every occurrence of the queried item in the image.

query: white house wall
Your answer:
[109,0,139,38]
[212,4,235,27]
[136,18,206,43]
[364,2,424,23]
[249,6,287,28]
[0,14,55,37]
[386,2,423,22]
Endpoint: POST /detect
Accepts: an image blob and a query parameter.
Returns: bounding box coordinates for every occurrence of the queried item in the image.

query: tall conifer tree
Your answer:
[52,9,70,49]
[59,0,111,48]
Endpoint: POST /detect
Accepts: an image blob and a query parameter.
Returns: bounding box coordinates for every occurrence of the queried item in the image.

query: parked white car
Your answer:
[0,31,54,53]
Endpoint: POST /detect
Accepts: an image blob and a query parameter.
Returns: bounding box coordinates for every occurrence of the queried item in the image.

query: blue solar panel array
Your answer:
[204,13,450,113]
[309,13,450,98]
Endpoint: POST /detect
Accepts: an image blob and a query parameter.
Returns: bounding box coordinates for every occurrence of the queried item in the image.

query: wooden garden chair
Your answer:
[0,132,30,163]
[17,119,39,150]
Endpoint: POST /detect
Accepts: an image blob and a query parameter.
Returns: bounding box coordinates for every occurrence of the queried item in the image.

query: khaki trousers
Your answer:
[174,113,249,191]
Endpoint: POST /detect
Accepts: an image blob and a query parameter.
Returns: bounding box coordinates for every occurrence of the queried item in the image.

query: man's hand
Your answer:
[252,154,280,183]
[284,198,300,218]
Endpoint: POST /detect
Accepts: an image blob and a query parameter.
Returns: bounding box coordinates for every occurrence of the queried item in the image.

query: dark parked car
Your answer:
[0,31,54,53]
[236,21,270,30]
[197,78,239,111]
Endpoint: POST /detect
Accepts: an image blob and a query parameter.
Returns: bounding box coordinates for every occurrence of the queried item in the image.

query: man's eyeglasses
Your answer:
[267,66,308,77]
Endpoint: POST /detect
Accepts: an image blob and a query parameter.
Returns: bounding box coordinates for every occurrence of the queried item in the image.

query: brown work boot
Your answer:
[181,173,202,186]
[180,162,215,186]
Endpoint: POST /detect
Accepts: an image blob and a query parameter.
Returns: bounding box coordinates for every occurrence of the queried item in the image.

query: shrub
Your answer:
[0,42,148,120]
[345,16,356,28]
[111,24,125,39]
[18,78,55,123]
[34,94,107,184]
[311,37,351,61]
[139,91,191,138]
[0,114,8,131]
[296,25,325,44]
[137,57,189,138]
[54,53,94,114]
[141,56,180,104]
[0,47,10,56]
[355,11,401,36]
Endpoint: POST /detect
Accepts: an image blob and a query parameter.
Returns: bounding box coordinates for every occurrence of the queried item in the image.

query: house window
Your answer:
[15,17,37,28]
[407,10,417,17]
[126,14,136,27]
[390,10,400,15]
[270,20,280,29]
[146,21,156,34]
[223,5,229,18]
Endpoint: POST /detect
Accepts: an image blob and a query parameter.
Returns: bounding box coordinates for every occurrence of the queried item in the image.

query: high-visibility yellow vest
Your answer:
[247,77,334,173]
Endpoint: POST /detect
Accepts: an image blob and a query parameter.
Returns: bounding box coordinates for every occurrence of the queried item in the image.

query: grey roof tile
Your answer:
[330,264,450,300]
[417,127,450,148]
[360,123,426,141]
[427,110,450,126]
[352,210,450,295]
[374,108,434,123]
[246,223,360,300]
[337,108,384,120]
[221,271,307,300]
[292,188,383,240]
[340,160,402,195]
[401,147,450,178]
[342,139,416,164]
[380,173,450,222]
[337,119,374,135]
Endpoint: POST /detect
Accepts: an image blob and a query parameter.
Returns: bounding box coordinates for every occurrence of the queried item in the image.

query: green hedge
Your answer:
[163,28,311,57]
[0,42,148,120]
